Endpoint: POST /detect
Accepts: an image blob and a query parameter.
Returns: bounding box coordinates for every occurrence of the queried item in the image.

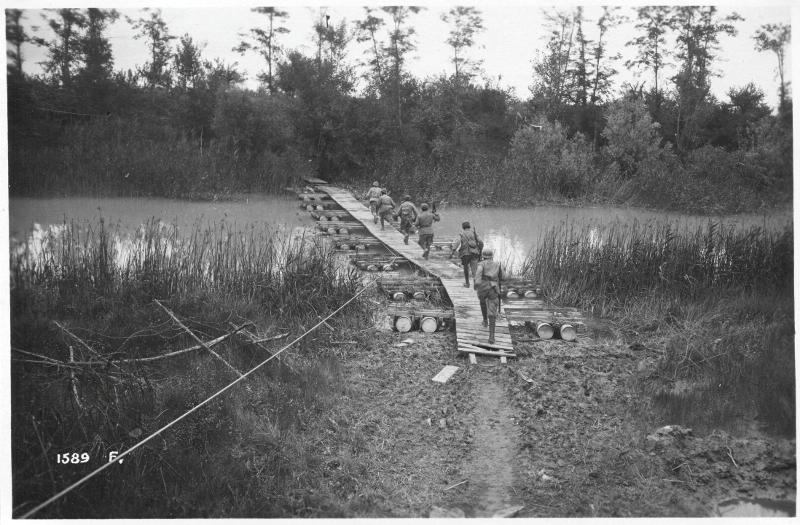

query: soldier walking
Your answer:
[395,195,418,244]
[474,248,503,344]
[414,203,440,259]
[363,181,383,224]
[377,190,396,230]
[450,221,482,287]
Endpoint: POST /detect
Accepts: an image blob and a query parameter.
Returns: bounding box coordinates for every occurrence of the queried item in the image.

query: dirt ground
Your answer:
[317,319,795,518]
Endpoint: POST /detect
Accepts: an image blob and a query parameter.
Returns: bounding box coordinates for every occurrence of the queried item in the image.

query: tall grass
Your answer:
[521,219,792,314]
[11,218,369,517]
[521,219,794,435]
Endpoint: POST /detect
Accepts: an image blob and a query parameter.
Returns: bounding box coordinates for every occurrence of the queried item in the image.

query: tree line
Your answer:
[5,7,792,211]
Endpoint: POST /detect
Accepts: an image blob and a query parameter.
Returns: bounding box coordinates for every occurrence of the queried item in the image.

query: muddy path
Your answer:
[457,373,521,517]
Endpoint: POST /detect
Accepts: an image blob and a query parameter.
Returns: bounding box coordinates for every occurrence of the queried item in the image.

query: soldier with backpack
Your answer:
[450,221,483,287]
[363,181,383,224]
[414,203,440,259]
[395,195,418,244]
[376,190,396,230]
[474,248,504,344]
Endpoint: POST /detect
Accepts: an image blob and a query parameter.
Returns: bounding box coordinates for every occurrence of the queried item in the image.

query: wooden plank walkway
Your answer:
[318,184,515,363]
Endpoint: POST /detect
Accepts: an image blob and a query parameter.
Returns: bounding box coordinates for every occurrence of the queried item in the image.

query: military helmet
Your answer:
[420,203,429,210]
[403,194,411,201]
[372,181,379,187]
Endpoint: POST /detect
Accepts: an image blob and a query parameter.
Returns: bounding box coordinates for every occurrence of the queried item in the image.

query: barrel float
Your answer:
[412,290,426,300]
[301,194,310,201]
[327,227,337,235]
[420,316,438,333]
[523,290,538,298]
[395,315,413,332]
[315,204,325,211]
[536,322,554,339]
[382,263,395,272]
[339,243,352,250]
[392,291,407,301]
[331,216,340,222]
[558,324,577,342]
[319,215,328,222]
[306,204,314,212]
[505,289,520,299]
[338,228,349,235]
[366,264,379,271]
[355,244,366,251]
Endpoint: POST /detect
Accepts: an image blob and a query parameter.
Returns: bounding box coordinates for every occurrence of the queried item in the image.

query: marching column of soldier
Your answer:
[362,182,503,345]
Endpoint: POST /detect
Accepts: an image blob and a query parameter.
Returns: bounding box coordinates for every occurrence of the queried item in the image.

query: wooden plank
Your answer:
[459,339,514,351]
[468,353,478,365]
[457,347,516,358]
[432,365,460,384]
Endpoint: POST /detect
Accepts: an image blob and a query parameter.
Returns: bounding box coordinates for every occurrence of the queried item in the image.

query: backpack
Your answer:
[399,202,415,219]
[462,230,481,255]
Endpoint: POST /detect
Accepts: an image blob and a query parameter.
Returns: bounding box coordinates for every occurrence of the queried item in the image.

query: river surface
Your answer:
[9,195,791,271]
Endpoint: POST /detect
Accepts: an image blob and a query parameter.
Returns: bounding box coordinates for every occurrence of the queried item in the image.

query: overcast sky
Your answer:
[11,1,795,109]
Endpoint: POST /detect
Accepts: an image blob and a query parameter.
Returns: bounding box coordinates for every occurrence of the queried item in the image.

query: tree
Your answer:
[590,6,622,105]
[6,9,29,75]
[625,7,671,97]
[753,23,791,112]
[355,7,386,89]
[78,8,118,86]
[529,9,575,119]
[670,6,742,151]
[173,34,203,90]
[233,7,289,94]
[128,9,176,89]
[569,7,590,106]
[440,6,484,83]
[382,6,423,126]
[33,8,87,87]
[602,98,667,177]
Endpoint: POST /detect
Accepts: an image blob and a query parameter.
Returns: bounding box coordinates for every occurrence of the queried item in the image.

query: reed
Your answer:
[521,219,794,435]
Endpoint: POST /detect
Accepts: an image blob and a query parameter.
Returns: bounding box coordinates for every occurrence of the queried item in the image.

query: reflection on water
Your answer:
[10,196,791,274]
[717,498,796,517]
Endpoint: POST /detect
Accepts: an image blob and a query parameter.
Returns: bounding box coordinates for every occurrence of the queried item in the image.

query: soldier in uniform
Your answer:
[377,190,396,230]
[450,221,482,287]
[474,248,503,344]
[363,181,383,223]
[395,195,418,244]
[414,203,440,259]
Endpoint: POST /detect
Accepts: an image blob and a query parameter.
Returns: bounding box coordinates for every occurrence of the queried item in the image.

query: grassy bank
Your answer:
[520,219,794,436]
[11,219,373,517]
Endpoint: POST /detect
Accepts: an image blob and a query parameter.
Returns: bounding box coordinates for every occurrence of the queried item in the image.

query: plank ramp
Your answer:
[319,184,513,362]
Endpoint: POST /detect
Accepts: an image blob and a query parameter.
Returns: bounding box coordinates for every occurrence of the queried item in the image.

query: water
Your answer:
[9,196,791,272]
[716,498,796,517]
[432,204,790,272]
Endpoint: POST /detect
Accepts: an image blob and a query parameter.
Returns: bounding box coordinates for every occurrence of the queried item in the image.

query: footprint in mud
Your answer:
[460,379,522,517]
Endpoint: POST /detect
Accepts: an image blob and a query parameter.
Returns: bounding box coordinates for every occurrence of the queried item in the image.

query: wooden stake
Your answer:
[155,299,244,378]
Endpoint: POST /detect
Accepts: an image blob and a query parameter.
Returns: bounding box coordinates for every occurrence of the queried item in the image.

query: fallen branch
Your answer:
[68,346,84,412]
[17,325,251,366]
[229,323,296,373]
[155,299,244,378]
[55,321,135,378]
